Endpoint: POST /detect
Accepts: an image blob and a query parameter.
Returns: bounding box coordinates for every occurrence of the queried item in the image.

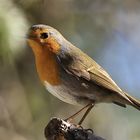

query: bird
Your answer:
[27,24,140,124]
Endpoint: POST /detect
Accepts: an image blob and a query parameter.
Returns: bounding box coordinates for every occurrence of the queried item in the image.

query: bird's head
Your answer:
[27,24,64,55]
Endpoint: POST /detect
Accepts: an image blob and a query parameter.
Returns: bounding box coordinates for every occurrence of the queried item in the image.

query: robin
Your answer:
[27,24,140,124]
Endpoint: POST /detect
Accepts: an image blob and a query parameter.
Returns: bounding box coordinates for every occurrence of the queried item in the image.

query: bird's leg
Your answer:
[78,103,94,125]
[65,103,92,122]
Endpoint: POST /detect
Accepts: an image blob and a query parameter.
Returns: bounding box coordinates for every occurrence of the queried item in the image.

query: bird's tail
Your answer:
[124,92,140,111]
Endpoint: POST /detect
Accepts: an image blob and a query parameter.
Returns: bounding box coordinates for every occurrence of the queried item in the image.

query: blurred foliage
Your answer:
[0,0,140,140]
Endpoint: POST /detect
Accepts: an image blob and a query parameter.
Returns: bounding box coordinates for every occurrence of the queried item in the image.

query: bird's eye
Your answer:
[40,32,49,39]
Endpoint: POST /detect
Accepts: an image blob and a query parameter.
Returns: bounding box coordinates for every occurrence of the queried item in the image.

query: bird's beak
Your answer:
[26,32,37,40]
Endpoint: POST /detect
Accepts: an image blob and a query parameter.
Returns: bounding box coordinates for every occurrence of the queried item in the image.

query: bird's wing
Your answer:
[58,47,124,94]
[68,57,122,93]
[57,43,137,105]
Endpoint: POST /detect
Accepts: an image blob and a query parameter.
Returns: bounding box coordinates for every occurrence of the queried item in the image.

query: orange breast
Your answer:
[28,39,60,85]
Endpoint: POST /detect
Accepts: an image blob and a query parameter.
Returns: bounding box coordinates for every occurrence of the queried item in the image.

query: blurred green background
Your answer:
[0,0,140,140]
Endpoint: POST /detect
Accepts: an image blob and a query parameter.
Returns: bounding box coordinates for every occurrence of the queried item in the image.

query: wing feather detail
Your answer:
[57,44,131,102]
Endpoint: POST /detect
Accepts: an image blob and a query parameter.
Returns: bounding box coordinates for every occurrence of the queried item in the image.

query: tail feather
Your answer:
[124,92,140,111]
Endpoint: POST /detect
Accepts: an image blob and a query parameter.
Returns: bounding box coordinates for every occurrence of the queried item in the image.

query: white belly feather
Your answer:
[44,81,80,105]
